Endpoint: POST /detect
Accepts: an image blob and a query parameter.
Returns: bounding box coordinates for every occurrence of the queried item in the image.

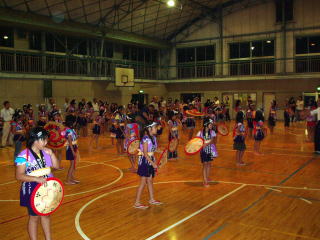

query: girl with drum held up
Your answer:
[168,110,180,161]
[15,127,59,240]
[134,122,162,209]
[197,118,218,187]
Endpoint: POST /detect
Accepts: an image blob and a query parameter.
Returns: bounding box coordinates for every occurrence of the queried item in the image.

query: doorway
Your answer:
[131,94,149,105]
[222,93,234,119]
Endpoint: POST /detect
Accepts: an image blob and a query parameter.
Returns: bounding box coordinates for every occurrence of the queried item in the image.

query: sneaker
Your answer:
[149,200,163,205]
[133,204,149,209]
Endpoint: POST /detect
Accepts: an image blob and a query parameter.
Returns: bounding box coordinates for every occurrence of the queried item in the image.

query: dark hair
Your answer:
[236,111,244,123]
[202,117,212,138]
[65,115,76,128]
[167,111,172,120]
[255,110,264,122]
[26,127,49,149]
[140,121,156,145]
[235,100,241,108]
[3,101,9,106]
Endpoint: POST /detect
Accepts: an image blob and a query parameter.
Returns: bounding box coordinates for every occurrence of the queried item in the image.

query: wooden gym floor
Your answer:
[0,121,320,240]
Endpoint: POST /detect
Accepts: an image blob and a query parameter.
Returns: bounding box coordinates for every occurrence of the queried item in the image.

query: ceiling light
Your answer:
[3,35,8,40]
[139,90,144,93]
[167,0,175,7]
[266,40,271,43]
[311,43,316,46]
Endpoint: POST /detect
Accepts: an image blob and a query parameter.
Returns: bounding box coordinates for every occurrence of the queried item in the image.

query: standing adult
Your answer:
[1,101,15,147]
[92,98,99,113]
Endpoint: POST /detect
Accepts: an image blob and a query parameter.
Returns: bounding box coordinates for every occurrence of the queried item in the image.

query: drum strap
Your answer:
[28,149,48,177]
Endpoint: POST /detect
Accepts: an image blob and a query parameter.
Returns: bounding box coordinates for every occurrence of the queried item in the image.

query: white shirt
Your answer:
[0,108,14,121]
[93,102,99,112]
[310,107,320,121]
[296,100,304,111]
[63,103,69,112]
[161,101,166,108]
[150,101,159,110]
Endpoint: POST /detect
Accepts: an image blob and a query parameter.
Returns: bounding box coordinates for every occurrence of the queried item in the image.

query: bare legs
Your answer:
[236,150,245,165]
[134,176,156,206]
[202,162,212,186]
[28,215,51,240]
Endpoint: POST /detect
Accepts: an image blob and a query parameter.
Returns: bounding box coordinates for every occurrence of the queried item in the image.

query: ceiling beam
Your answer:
[166,0,252,41]
[0,7,171,48]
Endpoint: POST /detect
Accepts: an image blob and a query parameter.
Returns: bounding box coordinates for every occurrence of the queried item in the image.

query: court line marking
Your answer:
[0,179,138,225]
[0,161,123,201]
[203,156,317,239]
[0,162,98,186]
[74,181,246,240]
[238,222,320,240]
[300,198,312,204]
[145,184,247,240]
[217,148,313,158]
[64,161,123,197]
[218,143,312,153]
[0,180,17,186]
[265,187,282,192]
[1,177,320,203]
[0,156,123,186]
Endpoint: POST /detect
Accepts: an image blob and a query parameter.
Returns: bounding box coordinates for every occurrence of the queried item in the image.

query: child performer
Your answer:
[284,107,291,128]
[37,104,48,127]
[197,118,218,187]
[246,104,255,138]
[65,116,80,185]
[182,106,196,140]
[233,111,246,166]
[124,116,140,172]
[53,111,64,170]
[15,127,59,240]
[168,110,179,161]
[90,113,103,150]
[253,110,266,155]
[268,100,277,135]
[134,122,162,209]
[206,108,218,133]
[114,106,126,155]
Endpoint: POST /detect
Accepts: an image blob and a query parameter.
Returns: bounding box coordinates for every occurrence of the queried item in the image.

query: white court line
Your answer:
[64,161,123,197]
[300,198,312,204]
[215,180,320,191]
[265,187,282,192]
[218,148,312,158]
[0,162,100,186]
[0,161,123,201]
[0,180,17,186]
[145,184,247,240]
[74,181,245,240]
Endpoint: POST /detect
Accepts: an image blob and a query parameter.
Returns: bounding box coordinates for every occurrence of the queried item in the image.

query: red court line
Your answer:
[0,179,137,225]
